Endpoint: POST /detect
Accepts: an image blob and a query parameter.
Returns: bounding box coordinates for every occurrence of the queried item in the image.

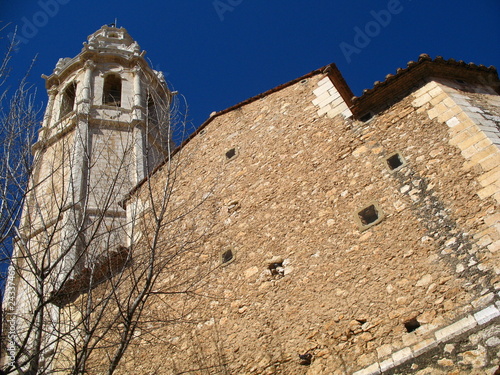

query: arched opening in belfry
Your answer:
[60,81,77,118]
[103,74,122,106]
[147,94,158,125]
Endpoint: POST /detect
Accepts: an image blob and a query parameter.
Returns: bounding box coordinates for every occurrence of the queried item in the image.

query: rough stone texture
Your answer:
[384,319,500,374]
[118,68,500,374]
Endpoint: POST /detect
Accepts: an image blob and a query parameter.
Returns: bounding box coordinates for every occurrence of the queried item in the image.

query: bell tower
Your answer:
[2,25,172,373]
[23,25,172,299]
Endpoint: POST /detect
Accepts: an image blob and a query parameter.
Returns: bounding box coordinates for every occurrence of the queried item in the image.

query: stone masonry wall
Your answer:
[120,73,500,374]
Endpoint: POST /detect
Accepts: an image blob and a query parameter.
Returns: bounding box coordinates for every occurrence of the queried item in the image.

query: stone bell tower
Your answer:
[20,25,172,299]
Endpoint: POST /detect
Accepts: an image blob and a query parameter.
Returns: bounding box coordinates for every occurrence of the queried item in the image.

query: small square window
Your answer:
[354,203,384,231]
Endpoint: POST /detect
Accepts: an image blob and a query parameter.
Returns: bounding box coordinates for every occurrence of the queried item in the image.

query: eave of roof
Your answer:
[351,53,499,117]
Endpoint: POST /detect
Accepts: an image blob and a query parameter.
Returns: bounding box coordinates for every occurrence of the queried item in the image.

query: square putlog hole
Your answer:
[386,152,405,172]
[221,249,234,265]
[404,317,421,333]
[225,148,238,162]
[354,203,384,231]
[359,205,378,225]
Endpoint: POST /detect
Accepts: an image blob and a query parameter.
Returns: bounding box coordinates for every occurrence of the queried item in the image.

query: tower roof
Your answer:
[48,26,142,78]
[43,25,166,90]
[83,25,141,58]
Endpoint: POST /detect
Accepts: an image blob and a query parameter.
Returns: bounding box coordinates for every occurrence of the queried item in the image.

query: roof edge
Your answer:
[351,54,499,117]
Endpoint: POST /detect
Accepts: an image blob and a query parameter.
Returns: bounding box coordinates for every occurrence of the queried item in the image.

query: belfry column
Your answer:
[132,65,146,183]
[80,60,95,110]
[72,59,95,202]
[42,86,58,129]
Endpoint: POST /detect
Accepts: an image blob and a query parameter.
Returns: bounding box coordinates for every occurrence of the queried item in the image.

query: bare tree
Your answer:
[0,26,40,269]
[1,27,221,374]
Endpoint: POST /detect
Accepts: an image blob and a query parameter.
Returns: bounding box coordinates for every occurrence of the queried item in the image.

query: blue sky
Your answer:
[1,0,500,135]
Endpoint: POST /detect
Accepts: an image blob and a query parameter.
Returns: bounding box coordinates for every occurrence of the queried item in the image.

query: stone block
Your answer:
[435,315,477,342]
[429,102,448,119]
[476,234,493,247]
[329,94,347,109]
[379,358,394,372]
[449,119,475,135]
[317,104,332,117]
[456,131,487,152]
[317,76,332,87]
[479,154,500,172]
[446,116,460,128]
[412,338,438,357]
[428,86,444,98]
[316,92,341,108]
[413,82,436,98]
[466,111,484,120]
[392,347,413,366]
[477,124,499,133]
[450,130,474,146]
[477,184,499,200]
[438,105,463,123]
[461,145,479,159]
[342,107,353,118]
[475,138,494,152]
[376,344,393,359]
[313,80,334,97]
[479,168,500,187]
[429,92,449,106]
[487,240,500,253]
[473,305,500,325]
[352,363,381,375]
[478,118,497,128]
[471,293,495,309]
[312,91,331,106]
[443,97,456,108]
[326,102,349,119]
[484,212,500,226]
[469,145,499,164]
[412,93,432,107]
[427,107,439,120]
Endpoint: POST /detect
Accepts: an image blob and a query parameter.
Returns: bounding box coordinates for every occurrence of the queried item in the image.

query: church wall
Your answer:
[121,73,499,374]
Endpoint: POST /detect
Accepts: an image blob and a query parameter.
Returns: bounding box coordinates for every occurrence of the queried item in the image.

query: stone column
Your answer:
[132,65,146,182]
[78,60,95,114]
[132,65,143,120]
[42,86,58,130]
